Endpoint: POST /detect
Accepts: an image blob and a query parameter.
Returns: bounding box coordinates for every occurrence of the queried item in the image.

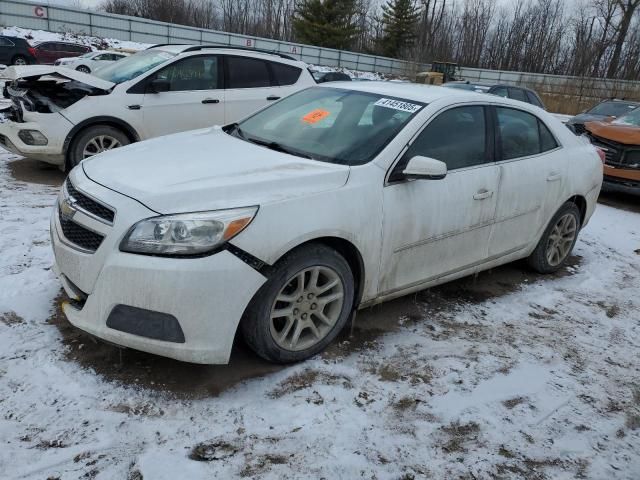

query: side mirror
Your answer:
[149,78,170,93]
[402,155,447,180]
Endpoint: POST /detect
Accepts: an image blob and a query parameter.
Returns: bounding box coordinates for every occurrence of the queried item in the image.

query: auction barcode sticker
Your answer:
[374,98,422,113]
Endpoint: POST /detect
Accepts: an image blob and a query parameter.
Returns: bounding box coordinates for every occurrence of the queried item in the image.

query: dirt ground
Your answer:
[2,155,639,479]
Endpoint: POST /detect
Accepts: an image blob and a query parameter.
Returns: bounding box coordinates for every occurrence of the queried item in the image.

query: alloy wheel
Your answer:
[545,213,577,266]
[13,57,26,65]
[82,135,122,159]
[270,266,345,351]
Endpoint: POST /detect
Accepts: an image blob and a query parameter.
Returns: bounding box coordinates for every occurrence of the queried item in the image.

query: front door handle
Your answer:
[202,98,220,104]
[547,172,562,182]
[473,189,493,200]
[266,96,281,101]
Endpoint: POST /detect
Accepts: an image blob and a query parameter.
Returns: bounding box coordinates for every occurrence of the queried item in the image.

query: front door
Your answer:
[488,106,566,257]
[379,104,500,295]
[142,55,225,138]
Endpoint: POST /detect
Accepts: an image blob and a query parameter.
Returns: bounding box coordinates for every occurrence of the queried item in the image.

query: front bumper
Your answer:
[602,165,640,195]
[51,169,267,364]
[0,112,72,164]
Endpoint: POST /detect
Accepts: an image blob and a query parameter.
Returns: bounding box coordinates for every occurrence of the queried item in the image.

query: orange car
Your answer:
[585,108,640,194]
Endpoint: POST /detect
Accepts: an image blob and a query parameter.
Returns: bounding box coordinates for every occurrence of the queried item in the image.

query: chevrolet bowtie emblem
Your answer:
[60,197,77,221]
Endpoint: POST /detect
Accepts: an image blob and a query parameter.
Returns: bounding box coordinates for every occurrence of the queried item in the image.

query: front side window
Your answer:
[491,86,509,98]
[153,55,219,91]
[402,105,487,171]
[0,38,14,47]
[231,87,423,165]
[94,50,176,84]
[227,56,270,88]
[497,107,557,159]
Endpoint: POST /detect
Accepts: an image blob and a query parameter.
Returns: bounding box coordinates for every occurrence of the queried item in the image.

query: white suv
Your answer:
[51,83,603,365]
[0,45,314,169]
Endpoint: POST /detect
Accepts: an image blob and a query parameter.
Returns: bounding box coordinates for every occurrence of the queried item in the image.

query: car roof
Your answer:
[150,44,300,62]
[446,81,536,92]
[599,99,640,105]
[320,81,529,105]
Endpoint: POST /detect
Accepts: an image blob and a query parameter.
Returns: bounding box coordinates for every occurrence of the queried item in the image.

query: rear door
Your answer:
[223,56,287,122]
[488,106,566,257]
[141,54,225,138]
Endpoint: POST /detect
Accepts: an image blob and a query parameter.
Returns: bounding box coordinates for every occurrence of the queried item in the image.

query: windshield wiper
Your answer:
[244,135,314,160]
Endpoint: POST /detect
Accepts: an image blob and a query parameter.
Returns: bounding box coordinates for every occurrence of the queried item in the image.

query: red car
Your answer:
[32,41,91,65]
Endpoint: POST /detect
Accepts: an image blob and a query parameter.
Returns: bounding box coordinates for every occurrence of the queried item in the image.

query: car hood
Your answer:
[585,121,640,145]
[567,113,610,125]
[0,65,114,90]
[82,127,350,214]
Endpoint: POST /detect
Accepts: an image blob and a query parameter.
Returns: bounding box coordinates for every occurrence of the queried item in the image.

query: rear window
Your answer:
[270,62,302,86]
[227,56,270,88]
[508,88,528,102]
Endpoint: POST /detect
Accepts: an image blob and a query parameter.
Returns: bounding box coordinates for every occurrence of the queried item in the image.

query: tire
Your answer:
[12,55,28,66]
[68,125,130,170]
[76,65,91,74]
[241,244,355,364]
[527,202,581,274]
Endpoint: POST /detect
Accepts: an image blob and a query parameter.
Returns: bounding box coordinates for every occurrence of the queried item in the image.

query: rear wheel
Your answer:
[76,65,91,74]
[12,55,27,66]
[527,202,581,273]
[68,125,130,170]
[241,244,355,363]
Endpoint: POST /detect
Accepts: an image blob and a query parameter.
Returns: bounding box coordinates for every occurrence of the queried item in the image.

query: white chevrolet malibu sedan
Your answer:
[51,82,603,364]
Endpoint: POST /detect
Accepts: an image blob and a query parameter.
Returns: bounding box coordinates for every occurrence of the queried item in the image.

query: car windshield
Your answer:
[93,50,176,84]
[231,87,424,166]
[612,108,640,126]
[79,52,95,59]
[587,101,638,117]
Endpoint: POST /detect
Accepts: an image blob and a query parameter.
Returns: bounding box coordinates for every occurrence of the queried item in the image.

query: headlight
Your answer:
[120,207,258,256]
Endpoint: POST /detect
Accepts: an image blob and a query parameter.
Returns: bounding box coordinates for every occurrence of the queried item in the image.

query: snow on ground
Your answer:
[0,148,639,479]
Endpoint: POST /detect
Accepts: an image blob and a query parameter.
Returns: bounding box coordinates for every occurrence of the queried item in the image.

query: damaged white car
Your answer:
[0,45,314,169]
[51,83,602,364]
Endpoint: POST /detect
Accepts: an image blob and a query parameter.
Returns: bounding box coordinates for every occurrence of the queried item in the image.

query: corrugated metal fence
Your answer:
[0,0,427,75]
[2,0,640,113]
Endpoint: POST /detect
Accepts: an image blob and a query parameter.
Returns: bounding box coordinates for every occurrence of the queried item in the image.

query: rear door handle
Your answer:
[266,96,281,101]
[547,172,562,182]
[473,189,493,200]
[202,98,220,104]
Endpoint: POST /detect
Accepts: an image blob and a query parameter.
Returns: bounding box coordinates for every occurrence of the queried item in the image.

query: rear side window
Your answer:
[0,38,15,47]
[404,105,487,170]
[497,107,557,159]
[270,62,302,86]
[227,56,270,88]
[508,87,528,102]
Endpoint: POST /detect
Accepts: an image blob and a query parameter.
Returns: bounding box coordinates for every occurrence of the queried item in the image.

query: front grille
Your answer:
[589,135,623,165]
[66,180,115,223]
[58,208,104,252]
[573,123,586,135]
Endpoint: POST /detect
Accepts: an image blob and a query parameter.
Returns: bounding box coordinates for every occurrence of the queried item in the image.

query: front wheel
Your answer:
[68,125,130,170]
[241,244,355,363]
[527,202,581,273]
[76,65,91,74]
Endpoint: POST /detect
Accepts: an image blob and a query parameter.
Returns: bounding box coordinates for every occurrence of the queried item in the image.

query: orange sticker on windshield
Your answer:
[302,109,330,124]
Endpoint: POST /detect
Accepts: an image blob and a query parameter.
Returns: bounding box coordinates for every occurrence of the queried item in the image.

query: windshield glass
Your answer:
[588,101,638,117]
[613,108,640,126]
[79,52,94,59]
[93,50,175,84]
[233,87,424,165]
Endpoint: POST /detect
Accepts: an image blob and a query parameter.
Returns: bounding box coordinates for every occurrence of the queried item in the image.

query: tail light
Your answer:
[594,147,606,164]
[28,47,36,57]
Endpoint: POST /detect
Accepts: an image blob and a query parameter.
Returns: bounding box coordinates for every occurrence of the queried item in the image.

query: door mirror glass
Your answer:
[403,156,447,180]
[149,78,170,93]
